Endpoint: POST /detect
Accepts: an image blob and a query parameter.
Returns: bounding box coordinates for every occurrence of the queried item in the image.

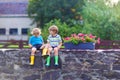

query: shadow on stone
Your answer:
[23,74,40,80]
[22,51,43,69]
[103,71,120,79]
[42,70,60,80]
[81,73,92,80]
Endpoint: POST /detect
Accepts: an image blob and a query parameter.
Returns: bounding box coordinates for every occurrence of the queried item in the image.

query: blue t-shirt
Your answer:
[29,35,44,46]
[47,34,62,47]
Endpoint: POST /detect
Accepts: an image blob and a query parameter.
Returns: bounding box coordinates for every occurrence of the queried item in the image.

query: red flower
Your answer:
[89,34,96,39]
[81,37,85,42]
[71,34,77,37]
[97,38,100,44]
[64,33,100,44]
[64,37,71,40]
[78,33,85,37]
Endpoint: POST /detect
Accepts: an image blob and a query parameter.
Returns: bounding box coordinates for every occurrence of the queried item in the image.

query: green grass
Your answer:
[0,45,3,48]
[24,45,30,48]
[8,45,19,48]
[0,44,65,49]
[8,45,30,48]
[61,46,65,49]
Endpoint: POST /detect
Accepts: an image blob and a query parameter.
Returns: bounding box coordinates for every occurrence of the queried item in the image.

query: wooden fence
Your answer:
[95,40,120,49]
[0,40,28,49]
[0,40,120,49]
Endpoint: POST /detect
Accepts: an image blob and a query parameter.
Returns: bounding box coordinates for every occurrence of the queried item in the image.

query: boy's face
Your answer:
[34,33,39,37]
[49,30,56,35]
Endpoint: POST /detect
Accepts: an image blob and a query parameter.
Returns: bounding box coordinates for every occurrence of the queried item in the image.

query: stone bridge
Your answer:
[0,49,120,80]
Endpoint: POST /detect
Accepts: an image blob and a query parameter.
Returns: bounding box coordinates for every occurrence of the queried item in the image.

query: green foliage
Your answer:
[42,19,83,41]
[82,0,120,40]
[63,33,99,45]
[28,0,120,40]
[85,36,96,42]
[28,0,84,27]
[70,38,80,45]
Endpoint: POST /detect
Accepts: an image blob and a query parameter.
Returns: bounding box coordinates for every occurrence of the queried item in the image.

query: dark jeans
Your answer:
[33,44,42,50]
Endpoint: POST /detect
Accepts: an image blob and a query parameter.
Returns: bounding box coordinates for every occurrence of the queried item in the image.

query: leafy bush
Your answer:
[64,33,100,45]
[28,0,120,41]
[42,19,83,41]
[28,0,84,27]
[82,0,120,40]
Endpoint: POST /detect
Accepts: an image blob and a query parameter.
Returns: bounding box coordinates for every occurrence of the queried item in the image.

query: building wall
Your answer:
[0,15,36,40]
[0,0,36,40]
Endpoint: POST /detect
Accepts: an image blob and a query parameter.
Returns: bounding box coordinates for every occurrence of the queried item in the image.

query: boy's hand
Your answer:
[40,45,45,49]
[29,44,32,48]
[57,45,61,49]
[57,42,62,49]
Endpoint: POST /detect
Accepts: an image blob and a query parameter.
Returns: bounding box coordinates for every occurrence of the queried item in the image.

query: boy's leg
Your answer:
[42,44,48,57]
[42,48,48,56]
[54,47,59,65]
[30,47,36,65]
[45,47,52,66]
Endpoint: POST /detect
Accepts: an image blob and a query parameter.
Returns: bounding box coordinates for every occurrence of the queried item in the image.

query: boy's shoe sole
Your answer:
[55,64,59,66]
[29,63,34,66]
[45,64,50,67]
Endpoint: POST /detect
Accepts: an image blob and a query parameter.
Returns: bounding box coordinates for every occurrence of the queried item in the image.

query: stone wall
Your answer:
[0,49,120,80]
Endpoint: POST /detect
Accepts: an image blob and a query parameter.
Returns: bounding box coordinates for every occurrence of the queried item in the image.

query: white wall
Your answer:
[0,16,36,40]
[0,35,28,40]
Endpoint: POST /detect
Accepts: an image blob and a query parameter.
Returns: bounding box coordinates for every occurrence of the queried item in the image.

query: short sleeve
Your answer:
[29,37,32,44]
[58,35,62,43]
[41,36,44,43]
[47,35,50,42]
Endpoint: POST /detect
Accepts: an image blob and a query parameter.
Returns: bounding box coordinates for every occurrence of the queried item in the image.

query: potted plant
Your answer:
[63,33,100,50]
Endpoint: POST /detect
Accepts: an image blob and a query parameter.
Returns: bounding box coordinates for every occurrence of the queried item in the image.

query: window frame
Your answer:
[0,28,6,35]
[21,28,28,35]
[9,28,18,35]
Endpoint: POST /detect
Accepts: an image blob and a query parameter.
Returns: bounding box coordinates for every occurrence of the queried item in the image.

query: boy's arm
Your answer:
[57,35,62,49]
[57,42,62,49]
[29,44,32,48]
[40,36,46,49]
[28,37,32,48]
[47,36,50,44]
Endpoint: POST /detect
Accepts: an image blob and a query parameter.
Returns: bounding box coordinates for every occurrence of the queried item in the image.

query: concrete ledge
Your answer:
[0,49,120,80]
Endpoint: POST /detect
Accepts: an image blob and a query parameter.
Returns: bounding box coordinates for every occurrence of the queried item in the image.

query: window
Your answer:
[21,28,28,35]
[0,28,6,35]
[9,28,18,35]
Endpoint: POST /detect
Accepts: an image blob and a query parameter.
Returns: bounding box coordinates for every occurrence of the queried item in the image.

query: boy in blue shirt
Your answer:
[29,28,44,65]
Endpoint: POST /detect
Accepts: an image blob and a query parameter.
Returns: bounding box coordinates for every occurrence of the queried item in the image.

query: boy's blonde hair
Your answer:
[49,25,58,33]
[31,28,41,35]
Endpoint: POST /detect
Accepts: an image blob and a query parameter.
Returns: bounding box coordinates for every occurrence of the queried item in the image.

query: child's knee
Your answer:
[44,44,50,48]
[32,47,37,52]
[48,48,53,51]
[54,47,58,51]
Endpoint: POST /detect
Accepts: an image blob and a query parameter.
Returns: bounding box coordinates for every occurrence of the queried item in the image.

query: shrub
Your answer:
[82,0,120,40]
[42,19,83,41]
[64,33,100,45]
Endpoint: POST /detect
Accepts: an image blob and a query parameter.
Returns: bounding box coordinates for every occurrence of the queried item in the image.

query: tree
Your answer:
[82,0,120,40]
[28,0,84,28]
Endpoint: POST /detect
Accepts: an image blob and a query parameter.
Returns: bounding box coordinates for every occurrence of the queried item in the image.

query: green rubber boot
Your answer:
[55,56,59,65]
[45,56,50,66]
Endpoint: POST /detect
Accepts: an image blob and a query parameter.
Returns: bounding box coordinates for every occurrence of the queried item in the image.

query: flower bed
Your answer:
[63,33,100,50]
